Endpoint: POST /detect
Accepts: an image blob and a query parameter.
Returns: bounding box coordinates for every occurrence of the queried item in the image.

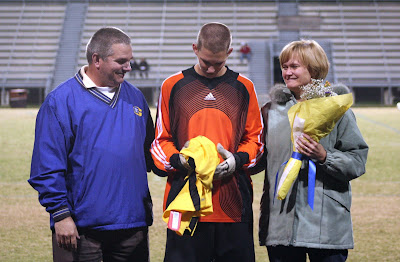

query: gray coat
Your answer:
[259,86,369,249]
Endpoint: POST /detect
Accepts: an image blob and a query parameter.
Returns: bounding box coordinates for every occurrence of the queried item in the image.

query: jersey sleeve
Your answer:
[28,96,71,221]
[151,73,183,173]
[144,106,155,172]
[237,75,264,168]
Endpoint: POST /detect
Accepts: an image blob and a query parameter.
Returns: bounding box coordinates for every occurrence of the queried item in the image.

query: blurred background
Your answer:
[0,0,399,108]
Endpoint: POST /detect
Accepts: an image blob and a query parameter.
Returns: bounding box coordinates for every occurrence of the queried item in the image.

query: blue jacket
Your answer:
[29,71,154,230]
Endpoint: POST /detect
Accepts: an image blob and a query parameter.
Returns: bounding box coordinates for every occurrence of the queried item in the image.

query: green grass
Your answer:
[0,107,399,261]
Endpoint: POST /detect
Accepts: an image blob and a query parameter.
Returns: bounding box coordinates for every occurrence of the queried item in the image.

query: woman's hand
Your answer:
[296,133,327,163]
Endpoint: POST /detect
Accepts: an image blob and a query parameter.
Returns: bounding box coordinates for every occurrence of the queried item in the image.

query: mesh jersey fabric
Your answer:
[152,66,264,223]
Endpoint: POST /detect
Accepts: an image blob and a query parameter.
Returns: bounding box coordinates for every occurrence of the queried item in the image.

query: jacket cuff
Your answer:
[234,152,249,170]
[52,206,71,222]
[318,151,330,167]
[170,153,194,172]
[169,153,182,170]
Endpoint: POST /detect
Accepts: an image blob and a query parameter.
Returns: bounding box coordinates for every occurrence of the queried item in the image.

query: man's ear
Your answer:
[227,47,233,56]
[92,53,101,69]
[192,43,198,54]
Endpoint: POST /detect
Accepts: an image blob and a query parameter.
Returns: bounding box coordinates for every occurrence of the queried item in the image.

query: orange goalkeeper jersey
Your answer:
[151,66,264,223]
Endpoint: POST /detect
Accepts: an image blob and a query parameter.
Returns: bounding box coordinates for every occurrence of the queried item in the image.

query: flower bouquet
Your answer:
[275,79,353,209]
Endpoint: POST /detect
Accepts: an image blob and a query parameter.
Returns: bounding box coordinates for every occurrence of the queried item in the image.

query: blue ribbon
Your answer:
[273,152,316,210]
[307,160,316,210]
[273,160,288,205]
[291,152,304,161]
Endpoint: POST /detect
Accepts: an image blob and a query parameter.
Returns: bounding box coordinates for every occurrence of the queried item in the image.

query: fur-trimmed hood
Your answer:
[263,84,295,107]
[264,82,350,106]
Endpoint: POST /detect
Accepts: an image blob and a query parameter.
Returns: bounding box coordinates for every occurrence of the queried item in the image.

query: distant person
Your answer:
[130,58,139,79]
[139,58,149,79]
[151,22,264,262]
[28,27,155,262]
[257,39,369,262]
[239,42,252,64]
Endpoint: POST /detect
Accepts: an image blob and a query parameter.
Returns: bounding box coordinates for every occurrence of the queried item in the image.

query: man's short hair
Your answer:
[86,27,131,64]
[196,22,232,54]
[279,39,330,80]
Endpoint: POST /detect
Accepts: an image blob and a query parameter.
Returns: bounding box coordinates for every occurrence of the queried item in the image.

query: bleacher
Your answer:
[0,3,65,89]
[299,2,400,87]
[0,0,399,105]
[78,1,278,87]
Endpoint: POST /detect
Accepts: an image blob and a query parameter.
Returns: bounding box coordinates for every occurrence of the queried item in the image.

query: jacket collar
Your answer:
[75,69,121,108]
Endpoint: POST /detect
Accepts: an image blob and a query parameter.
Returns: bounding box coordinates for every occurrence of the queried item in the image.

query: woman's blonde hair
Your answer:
[279,39,329,79]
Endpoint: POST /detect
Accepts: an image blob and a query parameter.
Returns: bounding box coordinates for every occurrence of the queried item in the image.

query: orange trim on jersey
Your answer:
[237,74,264,168]
[151,71,184,172]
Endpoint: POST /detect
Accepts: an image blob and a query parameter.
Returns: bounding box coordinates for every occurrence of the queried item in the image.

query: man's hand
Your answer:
[54,216,80,251]
[214,144,236,180]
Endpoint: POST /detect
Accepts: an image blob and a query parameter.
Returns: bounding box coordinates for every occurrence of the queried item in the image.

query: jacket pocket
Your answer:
[323,189,351,212]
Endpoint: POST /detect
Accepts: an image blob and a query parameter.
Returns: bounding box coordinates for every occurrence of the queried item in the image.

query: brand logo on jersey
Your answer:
[133,106,142,116]
[204,92,216,101]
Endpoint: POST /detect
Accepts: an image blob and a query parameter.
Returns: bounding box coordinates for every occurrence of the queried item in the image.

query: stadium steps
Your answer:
[78,1,278,88]
[248,41,270,106]
[1,1,399,105]
[50,2,87,94]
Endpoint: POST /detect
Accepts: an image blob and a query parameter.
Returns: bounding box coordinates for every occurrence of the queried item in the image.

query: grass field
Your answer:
[1,107,399,261]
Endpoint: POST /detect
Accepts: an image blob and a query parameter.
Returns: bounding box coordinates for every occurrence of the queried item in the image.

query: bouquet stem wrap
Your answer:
[276,93,353,209]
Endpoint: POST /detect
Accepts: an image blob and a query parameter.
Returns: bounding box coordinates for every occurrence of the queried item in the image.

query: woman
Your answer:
[259,40,368,262]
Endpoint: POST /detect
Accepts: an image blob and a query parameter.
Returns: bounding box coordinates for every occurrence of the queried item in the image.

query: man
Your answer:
[29,27,154,262]
[130,58,139,79]
[151,22,264,262]
[139,58,149,79]
[239,42,252,64]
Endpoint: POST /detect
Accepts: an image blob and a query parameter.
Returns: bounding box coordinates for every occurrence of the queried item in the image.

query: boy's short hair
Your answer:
[197,22,232,54]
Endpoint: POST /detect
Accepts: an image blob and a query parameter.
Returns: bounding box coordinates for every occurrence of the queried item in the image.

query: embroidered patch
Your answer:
[133,106,142,116]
